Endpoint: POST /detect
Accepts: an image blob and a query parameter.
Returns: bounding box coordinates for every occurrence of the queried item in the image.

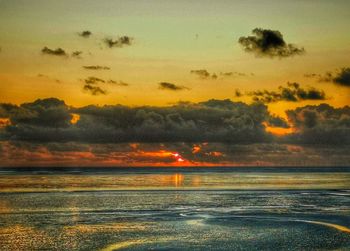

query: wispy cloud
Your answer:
[83,65,110,70]
[191,69,252,80]
[71,51,83,58]
[84,76,105,84]
[41,47,83,58]
[83,84,107,95]
[190,69,217,80]
[159,82,189,91]
[104,36,133,48]
[107,80,129,86]
[37,74,61,83]
[41,47,67,57]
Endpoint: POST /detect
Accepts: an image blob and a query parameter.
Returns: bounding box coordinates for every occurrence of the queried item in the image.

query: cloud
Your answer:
[0,98,274,143]
[1,98,349,149]
[234,89,243,97]
[266,115,290,128]
[248,82,326,103]
[104,36,133,48]
[1,98,348,146]
[0,103,18,118]
[304,73,321,79]
[316,67,350,87]
[1,99,350,166]
[41,47,67,57]
[159,82,189,91]
[82,77,129,87]
[83,65,110,70]
[37,74,61,83]
[83,84,107,95]
[220,72,249,77]
[190,69,250,80]
[84,76,105,84]
[332,68,350,86]
[1,98,71,130]
[0,140,349,166]
[238,28,305,58]
[190,69,217,80]
[285,104,350,144]
[107,80,129,86]
[79,30,92,38]
[41,47,84,58]
[71,51,83,58]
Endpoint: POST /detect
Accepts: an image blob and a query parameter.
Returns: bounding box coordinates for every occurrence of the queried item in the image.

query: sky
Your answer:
[0,0,349,166]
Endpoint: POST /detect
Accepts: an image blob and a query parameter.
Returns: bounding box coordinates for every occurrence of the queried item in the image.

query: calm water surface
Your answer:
[0,167,349,250]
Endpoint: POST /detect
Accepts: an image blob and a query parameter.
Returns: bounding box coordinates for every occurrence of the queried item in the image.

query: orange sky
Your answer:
[0,1,349,166]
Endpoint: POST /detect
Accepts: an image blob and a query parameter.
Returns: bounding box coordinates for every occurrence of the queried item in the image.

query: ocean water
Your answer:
[0,167,349,250]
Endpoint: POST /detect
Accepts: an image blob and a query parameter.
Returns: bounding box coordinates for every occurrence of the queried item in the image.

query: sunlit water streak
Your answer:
[0,167,349,250]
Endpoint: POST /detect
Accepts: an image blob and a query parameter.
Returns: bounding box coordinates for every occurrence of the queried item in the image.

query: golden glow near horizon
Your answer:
[70,113,80,124]
[263,122,296,136]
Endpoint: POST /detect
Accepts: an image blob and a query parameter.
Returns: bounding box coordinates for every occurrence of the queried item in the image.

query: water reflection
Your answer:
[0,189,349,250]
[0,171,349,192]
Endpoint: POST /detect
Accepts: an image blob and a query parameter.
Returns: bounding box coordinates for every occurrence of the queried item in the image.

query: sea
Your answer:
[0,167,349,250]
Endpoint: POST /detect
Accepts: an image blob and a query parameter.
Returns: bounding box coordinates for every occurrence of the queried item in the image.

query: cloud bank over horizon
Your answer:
[0,97,349,166]
[1,97,349,144]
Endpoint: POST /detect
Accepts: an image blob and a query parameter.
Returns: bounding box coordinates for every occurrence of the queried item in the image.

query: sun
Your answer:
[172,153,185,163]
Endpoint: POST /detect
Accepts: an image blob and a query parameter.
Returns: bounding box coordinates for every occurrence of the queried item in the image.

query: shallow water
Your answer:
[0,167,349,250]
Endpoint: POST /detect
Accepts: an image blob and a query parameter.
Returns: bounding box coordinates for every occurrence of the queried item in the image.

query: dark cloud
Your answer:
[248,82,326,103]
[83,65,110,70]
[316,67,350,87]
[41,47,67,57]
[1,99,72,143]
[285,104,350,144]
[79,30,92,38]
[1,98,349,146]
[83,84,107,95]
[0,103,18,118]
[104,36,133,48]
[0,98,273,143]
[84,76,105,84]
[82,77,129,87]
[267,115,289,128]
[159,82,189,91]
[72,98,271,143]
[333,68,350,86]
[41,47,84,58]
[238,28,305,58]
